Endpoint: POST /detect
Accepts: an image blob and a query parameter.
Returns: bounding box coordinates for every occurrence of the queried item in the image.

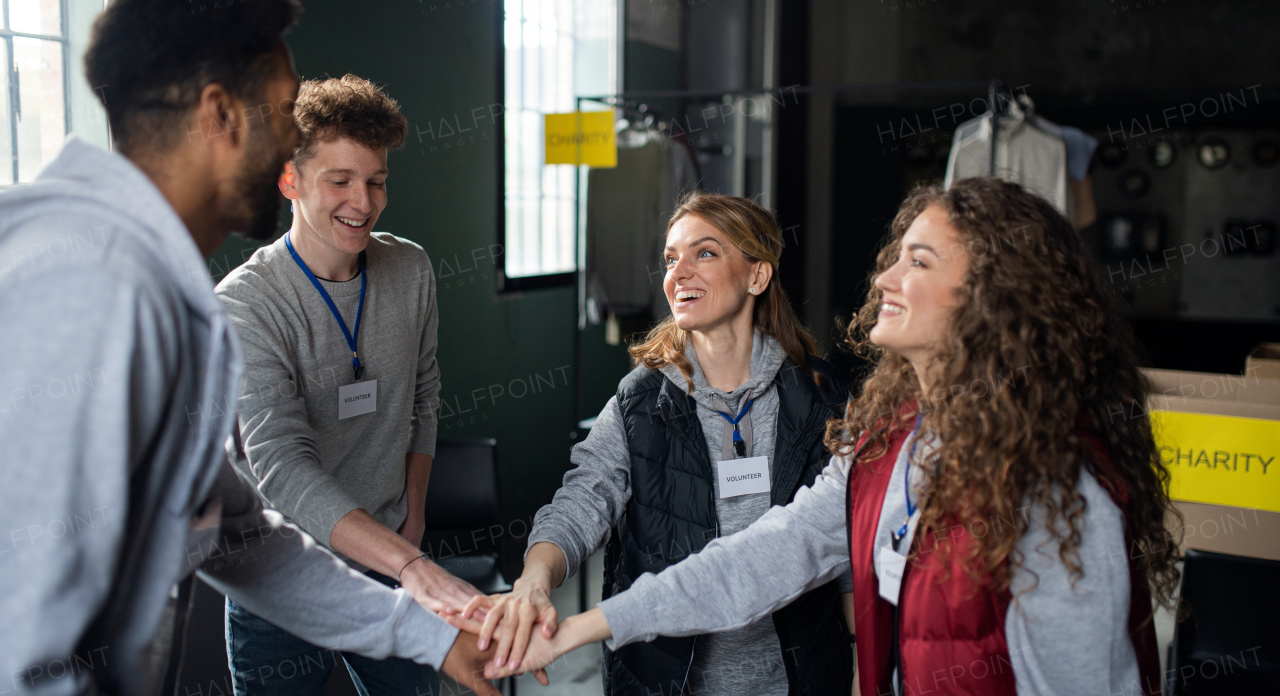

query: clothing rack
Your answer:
[612,101,674,150]
[577,80,1002,153]
[576,79,998,105]
[575,79,1003,194]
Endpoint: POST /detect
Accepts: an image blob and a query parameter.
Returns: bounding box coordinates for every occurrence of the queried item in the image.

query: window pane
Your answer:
[14,37,65,182]
[66,0,113,151]
[503,0,616,280]
[0,44,12,185]
[10,0,63,36]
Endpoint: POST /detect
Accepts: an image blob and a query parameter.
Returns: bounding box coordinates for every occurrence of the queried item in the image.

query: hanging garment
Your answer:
[1060,126,1098,182]
[1060,125,1100,228]
[585,135,699,324]
[945,97,1073,220]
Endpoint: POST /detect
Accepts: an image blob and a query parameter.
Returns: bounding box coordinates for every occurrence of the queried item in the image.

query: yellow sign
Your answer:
[1151,410,1280,513]
[544,111,616,167]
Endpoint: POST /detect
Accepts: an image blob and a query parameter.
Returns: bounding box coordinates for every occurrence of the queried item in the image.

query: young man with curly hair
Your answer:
[215,74,475,696]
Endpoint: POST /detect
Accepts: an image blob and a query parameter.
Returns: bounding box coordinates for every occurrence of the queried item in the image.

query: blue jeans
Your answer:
[225,571,440,696]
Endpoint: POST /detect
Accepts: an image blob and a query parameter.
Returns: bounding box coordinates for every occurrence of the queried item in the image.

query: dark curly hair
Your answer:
[292,75,408,170]
[825,177,1181,612]
[84,0,302,155]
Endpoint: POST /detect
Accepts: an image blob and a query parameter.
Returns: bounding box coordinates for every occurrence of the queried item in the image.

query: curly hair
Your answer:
[825,177,1181,611]
[85,0,301,155]
[292,75,408,170]
[629,191,823,391]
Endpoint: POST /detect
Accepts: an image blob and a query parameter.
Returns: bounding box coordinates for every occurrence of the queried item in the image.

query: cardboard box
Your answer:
[1246,342,1280,381]
[1143,367,1280,561]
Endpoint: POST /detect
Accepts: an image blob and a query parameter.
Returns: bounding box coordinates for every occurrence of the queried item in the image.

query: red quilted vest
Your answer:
[846,425,1163,696]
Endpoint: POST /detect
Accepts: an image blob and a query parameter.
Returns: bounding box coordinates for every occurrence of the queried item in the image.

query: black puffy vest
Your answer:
[601,355,853,696]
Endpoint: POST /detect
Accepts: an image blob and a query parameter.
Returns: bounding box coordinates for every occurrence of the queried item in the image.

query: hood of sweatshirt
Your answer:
[1,136,221,317]
[660,329,788,414]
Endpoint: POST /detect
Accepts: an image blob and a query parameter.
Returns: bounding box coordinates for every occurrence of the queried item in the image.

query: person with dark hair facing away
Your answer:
[0,2,499,695]
[469,178,1179,696]
[215,74,477,696]
[454,192,856,695]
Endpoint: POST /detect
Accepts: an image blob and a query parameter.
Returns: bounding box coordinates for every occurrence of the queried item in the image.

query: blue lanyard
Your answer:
[715,398,755,458]
[284,231,367,381]
[892,415,924,550]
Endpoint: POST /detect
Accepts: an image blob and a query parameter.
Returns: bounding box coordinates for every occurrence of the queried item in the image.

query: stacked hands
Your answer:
[438,577,610,685]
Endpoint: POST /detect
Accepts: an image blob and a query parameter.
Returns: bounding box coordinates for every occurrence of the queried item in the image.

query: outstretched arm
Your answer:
[459,455,855,677]
[453,397,634,671]
[596,454,852,649]
[200,461,501,695]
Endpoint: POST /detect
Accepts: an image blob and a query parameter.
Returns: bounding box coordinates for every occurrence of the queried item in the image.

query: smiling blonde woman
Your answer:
[454,191,856,696]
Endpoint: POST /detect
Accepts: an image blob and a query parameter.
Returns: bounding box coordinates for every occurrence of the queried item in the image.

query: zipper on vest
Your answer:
[683,482,719,695]
[680,635,697,694]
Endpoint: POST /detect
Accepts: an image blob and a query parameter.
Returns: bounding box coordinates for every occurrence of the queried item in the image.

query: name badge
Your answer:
[338,379,378,420]
[715,456,771,498]
[877,545,908,605]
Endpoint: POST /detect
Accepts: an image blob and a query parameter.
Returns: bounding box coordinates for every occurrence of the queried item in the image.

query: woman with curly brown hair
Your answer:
[466,177,1180,696]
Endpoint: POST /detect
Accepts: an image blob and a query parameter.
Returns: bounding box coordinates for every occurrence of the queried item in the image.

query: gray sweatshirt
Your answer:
[531,332,846,695]
[598,431,1143,696]
[0,138,457,696]
[216,232,441,558]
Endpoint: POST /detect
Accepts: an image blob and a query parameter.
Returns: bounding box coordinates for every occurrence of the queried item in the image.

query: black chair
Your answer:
[1166,549,1280,695]
[423,437,520,695]
[421,437,513,595]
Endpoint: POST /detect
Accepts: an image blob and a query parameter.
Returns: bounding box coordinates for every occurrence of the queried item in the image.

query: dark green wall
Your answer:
[207,0,624,568]
[625,40,684,122]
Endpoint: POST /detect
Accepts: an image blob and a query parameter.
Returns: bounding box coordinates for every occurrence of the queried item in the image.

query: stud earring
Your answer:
[748,287,756,294]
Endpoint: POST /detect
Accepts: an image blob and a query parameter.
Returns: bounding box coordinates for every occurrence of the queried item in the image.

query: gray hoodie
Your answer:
[530,332,845,695]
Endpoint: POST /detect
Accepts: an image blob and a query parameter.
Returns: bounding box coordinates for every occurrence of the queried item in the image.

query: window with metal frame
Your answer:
[1,0,109,185]
[498,0,616,292]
